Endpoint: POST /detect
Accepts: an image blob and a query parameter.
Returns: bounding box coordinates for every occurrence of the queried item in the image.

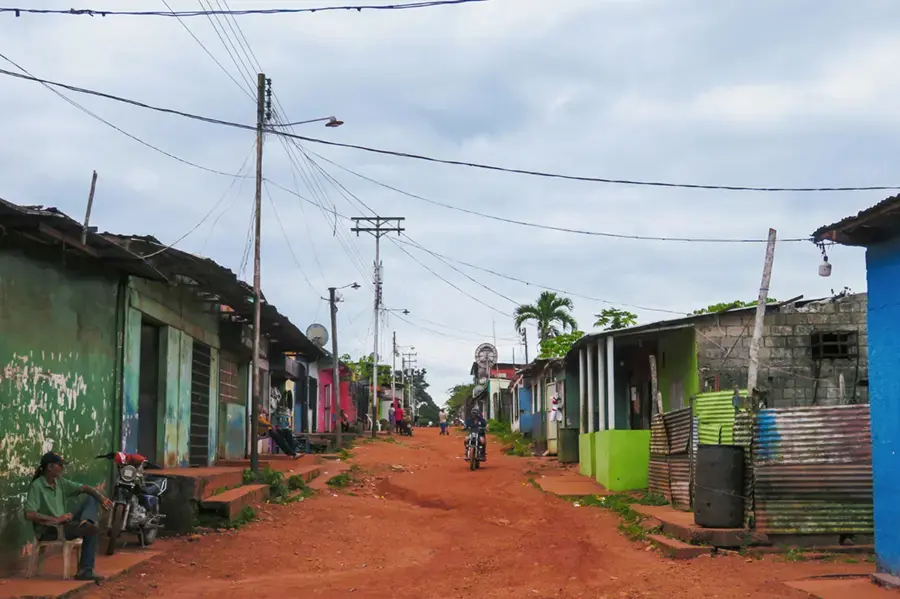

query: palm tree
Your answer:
[514,291,578,343]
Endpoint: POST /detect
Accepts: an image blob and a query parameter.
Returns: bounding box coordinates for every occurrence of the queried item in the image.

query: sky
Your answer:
[2,0,897,405]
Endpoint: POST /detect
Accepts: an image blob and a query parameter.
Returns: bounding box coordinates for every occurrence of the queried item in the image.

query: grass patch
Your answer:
[568,491,668,542]
[195,505,258,530]
[784,548,806,562]
[244,467,289,501]
[326,465,363,489]
[337,448,354,460]
[487,419,533,457]
[286,474,316,500]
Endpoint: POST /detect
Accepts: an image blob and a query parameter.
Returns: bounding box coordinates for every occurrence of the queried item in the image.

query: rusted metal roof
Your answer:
[752,404,873,535]
[812,194,900,246]
[0,198,164,280]
[105,235,324,360]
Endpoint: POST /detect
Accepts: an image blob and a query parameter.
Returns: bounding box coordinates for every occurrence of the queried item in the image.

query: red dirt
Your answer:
[74,429,874,599]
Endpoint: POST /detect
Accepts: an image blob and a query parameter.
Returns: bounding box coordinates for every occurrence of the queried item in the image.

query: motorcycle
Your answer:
[464,427,484,471]
[96,452,168,555]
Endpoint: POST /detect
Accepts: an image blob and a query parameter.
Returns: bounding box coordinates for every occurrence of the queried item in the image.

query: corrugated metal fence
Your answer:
[648,407,694,509]
[752,404,873,535]
[693,389,740,444]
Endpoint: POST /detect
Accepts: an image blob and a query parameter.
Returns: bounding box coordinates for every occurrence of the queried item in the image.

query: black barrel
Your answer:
[693,444,745,528]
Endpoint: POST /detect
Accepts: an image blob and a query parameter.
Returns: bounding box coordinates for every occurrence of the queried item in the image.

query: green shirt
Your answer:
[23,477,83,533]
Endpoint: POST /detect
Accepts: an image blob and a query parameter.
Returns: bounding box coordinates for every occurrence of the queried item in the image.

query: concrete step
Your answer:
[156,467,246,501]
[289,464,324,484]
[647,534,710,560]
[200,484,269,521]
[309,463,351,491]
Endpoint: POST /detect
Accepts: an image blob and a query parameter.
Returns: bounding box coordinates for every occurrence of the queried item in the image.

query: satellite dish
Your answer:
[474,343,498,378]
[306,323,329,347]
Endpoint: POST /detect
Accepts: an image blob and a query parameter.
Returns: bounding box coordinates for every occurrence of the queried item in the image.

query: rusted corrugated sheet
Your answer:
[669,454,692,509]
[733,411,755,528]
[649,456,670,501]
[753,404,873,535]
[693,389,743,445]
[663,407,692,454]
[650,414,668,455]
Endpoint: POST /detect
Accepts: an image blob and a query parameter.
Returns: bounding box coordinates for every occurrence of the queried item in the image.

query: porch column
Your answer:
[606,336,616,430]
[578,348,587,434]
[596,341,607,431]
[584,346,594,433]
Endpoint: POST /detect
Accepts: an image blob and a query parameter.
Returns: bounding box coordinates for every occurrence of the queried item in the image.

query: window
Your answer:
[810,331,856,360]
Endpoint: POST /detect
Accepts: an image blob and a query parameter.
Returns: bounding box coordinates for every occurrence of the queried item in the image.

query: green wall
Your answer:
[658,328,698,412]
[594,430,651,491]
[579,433,595,478]
[0,250,121,552]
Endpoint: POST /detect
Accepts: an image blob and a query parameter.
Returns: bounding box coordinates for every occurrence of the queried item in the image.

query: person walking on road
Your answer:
[394,405,405,433]
[388,405,396,434]
[439,409,448,435]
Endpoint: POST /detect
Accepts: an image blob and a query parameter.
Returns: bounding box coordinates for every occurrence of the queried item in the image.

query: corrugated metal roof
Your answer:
[812,194,900,246]
[752,404,873,535]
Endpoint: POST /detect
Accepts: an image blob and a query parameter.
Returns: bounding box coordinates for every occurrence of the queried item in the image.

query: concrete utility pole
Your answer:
[250,73,272,474]
[351,216,405,437]
[330,286,342,451]
[391,331,398,429]
[402,350,418,420]
[81,170,98,245]
[746,228,777,406]
[521,328,529,364]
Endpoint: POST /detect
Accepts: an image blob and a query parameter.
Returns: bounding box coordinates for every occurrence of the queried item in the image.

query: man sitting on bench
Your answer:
[257,405,301,458]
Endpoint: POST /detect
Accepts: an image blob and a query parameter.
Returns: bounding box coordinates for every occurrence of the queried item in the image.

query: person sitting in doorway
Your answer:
[24,452,113,582]
[257,405,301,459]
[340,410,350,433]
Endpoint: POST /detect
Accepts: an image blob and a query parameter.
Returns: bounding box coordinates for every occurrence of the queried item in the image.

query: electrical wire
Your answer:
[0,55,246,178]
[160,0,254,101]
[1,1,486,18]
[4,66,897,195]
[308,150,814,242]
[393,235,688,316]
[263,181,319,294]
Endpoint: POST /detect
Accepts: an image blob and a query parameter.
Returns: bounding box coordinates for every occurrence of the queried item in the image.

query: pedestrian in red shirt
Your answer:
[394,405,404,434]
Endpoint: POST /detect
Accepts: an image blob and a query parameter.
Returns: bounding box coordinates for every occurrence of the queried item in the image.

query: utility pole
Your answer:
[746,228,777,407]
[329,287,343,451]
[351,216,405,437]
[81,170,98,245]
[521,328,529,364]
[402,350,418,420]
[391,331,398,431]
[249,73,272,474]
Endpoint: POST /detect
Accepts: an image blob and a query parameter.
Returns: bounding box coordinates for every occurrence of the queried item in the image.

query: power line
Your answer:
[5,66,897,194]
[394,235,688,316]
[0,55,245,177]
[309,151,814,242]
[1,1,486,18]
[263,182,319,293]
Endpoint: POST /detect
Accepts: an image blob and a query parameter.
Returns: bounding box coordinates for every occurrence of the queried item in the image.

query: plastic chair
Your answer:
[25,525,83,580]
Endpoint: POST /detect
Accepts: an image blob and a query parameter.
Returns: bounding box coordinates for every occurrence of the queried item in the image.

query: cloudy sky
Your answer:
[2,0,896,404]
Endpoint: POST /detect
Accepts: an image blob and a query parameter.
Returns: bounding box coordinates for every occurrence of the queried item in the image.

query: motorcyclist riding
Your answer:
[464,408,488,462]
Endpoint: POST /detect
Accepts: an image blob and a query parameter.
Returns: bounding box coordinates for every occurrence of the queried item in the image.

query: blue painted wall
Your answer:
[518,387,532,435]
[866,236,900,577]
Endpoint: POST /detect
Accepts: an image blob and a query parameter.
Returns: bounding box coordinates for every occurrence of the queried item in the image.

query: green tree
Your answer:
[446,383,475,420]
[691,299,777,315]
[593,308,638,330]
[538,330,585,359]
[514,291,578,343]
[339,354,392,387]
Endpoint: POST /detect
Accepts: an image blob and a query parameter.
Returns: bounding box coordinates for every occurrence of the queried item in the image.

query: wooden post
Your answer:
[579,348,587,434]
[746,228,777,406]
[81,170,98,244]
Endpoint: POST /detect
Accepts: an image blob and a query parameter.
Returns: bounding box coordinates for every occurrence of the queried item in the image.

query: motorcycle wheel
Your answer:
[106,504,126,555]
[140,525,158,547]
[470,447,478,471]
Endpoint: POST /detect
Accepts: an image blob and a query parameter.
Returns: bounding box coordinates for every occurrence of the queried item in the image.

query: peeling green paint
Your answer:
[0,250,119,550]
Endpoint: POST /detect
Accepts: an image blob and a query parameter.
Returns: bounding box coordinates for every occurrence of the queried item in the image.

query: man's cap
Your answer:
[40,451,66,466]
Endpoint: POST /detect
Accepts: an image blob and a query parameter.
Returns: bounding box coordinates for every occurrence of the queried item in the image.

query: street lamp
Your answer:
[328,281,359,449]
[269,116,345,128]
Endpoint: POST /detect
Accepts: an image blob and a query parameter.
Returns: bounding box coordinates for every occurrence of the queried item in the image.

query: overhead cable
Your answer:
[0,1,486,18]
[4,66,897,194]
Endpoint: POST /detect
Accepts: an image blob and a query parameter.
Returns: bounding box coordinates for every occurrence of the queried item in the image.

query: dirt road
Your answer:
[79,429,872,599]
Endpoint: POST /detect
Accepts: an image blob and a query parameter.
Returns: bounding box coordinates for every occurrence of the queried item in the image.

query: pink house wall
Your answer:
[317,366,356,432]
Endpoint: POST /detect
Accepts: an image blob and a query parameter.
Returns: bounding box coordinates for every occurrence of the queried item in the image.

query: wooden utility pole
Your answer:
[746,228,777,406]
[249,73,269,474]
[81,170,98,244]
[329,286,342,451]
[351,216,405,437]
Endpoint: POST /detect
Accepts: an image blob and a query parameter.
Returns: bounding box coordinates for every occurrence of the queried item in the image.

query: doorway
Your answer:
[138,323,161,461]
[189,342,212,467]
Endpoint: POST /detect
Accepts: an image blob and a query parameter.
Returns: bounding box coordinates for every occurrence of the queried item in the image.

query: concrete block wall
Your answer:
[695,294,868,408]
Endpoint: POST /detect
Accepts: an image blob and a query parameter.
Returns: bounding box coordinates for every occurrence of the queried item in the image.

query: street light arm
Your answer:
[268,116,344,128]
